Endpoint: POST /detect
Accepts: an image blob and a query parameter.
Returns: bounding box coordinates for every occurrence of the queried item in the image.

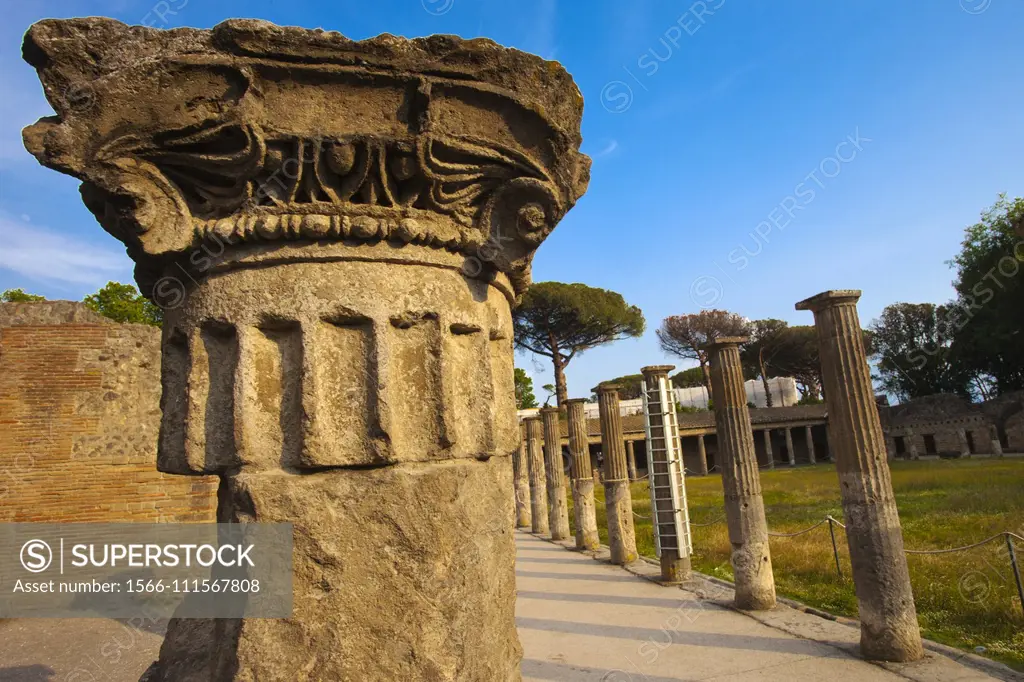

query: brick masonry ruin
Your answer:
[0,301,217,523]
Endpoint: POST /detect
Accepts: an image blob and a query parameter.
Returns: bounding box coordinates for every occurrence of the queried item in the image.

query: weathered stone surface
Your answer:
[696,434,709,476]
[705,338,776,611]
[540,407,570,541]
[565,399,599,550]
[525,416,549,535]
[595,383,637,565]
[797,291,923,662]
[512,424,532,528]
[625,439,638,481]
[23,17,589,681]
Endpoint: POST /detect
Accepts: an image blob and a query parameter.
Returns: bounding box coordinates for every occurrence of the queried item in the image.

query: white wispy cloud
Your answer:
[0,214,130,285]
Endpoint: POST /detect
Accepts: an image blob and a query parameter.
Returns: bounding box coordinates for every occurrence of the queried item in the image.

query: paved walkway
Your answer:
[0,531,1012,681]
[515,531,1007,682]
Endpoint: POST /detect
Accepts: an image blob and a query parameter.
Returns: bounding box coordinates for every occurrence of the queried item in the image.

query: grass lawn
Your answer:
[569,458,1024,670]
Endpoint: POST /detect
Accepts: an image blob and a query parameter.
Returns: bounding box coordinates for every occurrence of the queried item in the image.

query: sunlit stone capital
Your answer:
[22,17,591,299]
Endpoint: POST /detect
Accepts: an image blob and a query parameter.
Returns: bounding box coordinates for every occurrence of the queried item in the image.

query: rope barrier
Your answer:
[767,518,830,537]
[904,532,1010,555]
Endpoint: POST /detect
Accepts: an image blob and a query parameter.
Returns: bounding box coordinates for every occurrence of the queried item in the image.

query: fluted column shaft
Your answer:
[595,384,637,564]
[540,407,571,541]
[805,425,817,464]
[762,429,774,468]
[512,423,531,528]
[797,290,923,662]
[785,428,795,466]
[706,339,776,610]
[696,434,709,475]
[525,417,549,535]
[566,399,600,550]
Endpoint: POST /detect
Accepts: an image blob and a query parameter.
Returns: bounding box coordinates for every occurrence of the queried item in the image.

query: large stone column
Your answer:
[696,434,709,475]
[705,338,776,610]
[595,383,638,564]
[907,428,920,460]
[762,429,775,468]
[796,291,923,662]
[785,427,796,466]
[805,425,817,464]
[565,399,600,550]
[23,18,590,680]
[513,424,532,528]
[525,417,549,535]
[540,407,571,541]
[625,439,639,481]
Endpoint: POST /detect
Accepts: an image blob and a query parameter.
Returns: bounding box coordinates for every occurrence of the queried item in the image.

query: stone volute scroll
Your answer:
[24,18,590,681]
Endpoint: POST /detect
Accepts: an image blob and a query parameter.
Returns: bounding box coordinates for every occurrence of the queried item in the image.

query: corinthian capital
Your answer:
[23,18,590,299]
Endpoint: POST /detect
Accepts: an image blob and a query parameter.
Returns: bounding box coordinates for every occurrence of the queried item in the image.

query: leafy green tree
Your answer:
[670,366,705,388]
[83,281,162,326]
[869,302,972,401]
[2,288,46,302]
[598,374,645,400]
[656,310,750,401]
[513,282,645,407]
[948,195,1024,394]
[514,368,538,409]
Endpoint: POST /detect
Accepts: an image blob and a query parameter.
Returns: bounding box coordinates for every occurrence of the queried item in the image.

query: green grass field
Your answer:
[569,458,1024,670]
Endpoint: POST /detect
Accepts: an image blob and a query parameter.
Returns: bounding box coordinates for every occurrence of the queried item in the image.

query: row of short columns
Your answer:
[514,291,922,663]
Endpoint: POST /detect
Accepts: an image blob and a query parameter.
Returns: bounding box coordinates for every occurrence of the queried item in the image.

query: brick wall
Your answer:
[0,302,217,522]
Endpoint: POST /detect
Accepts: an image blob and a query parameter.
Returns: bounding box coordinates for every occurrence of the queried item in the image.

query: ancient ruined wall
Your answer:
[0,302,217,522]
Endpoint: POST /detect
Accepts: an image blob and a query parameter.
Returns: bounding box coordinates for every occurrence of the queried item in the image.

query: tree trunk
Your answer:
[759,349,773,408]
[552,353,569,407]
[699,354,713,405]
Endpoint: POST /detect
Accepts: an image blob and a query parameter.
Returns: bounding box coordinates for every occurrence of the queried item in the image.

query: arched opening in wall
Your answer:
[894,436,906,456]
[965,431,975,454]
[923,434,937,455]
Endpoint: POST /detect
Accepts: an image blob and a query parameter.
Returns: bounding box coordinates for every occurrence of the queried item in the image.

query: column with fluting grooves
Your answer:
[785,428,796,466]
[697,434,709,475]
[763,429,774,468]
[540,407,571,540]
[595,383,638,564]
[705,338,776,610]
[805,425,817,464]
[525,416,549,535]
[797,290,923,662]
[512,423,532,528]
[565,399,600,550]
[626,440,639,481]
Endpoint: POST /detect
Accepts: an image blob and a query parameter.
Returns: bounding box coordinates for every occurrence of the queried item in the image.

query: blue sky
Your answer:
[1,0,1023,399]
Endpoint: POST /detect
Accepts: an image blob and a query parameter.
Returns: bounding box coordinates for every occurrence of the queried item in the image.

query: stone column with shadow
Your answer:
[705,338,777,611]
[565,399,600,550]
[762,429,775,468]
[805,425,816,464]
[21,18,592,678]
[796,290,924,662]
[540,406,571,541]
[625,439,639,481]
[785,427,796,466]
[526,416,549,535]
[696,434,709,475]
[595,383,638,564]
[513,423,532,528]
